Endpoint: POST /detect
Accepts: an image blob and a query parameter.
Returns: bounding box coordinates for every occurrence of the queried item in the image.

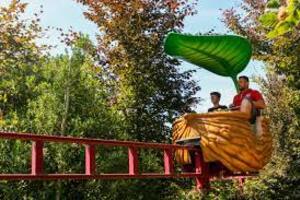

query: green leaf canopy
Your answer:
[164,33,253,91]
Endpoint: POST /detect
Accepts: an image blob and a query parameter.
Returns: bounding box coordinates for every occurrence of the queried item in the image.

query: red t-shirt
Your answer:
[233,89,264,107]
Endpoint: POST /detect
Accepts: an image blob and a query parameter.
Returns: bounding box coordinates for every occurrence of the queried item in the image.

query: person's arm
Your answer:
[229,105,240,110]
[253,99,266,109]
[251,91,266,109]
[229,95,240,110]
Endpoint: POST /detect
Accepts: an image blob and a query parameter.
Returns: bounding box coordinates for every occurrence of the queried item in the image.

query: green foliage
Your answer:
[223,0,300,199]
[0,0,47,130]
[72,1,201,198]
[259,12,278,27]
[75,0,201,143]
[0,0,202,199]
[267,0,280,8]
[164,33,252,91]
[175,181,242,200]
[260,0,300,38]
[0,40,126,198]
[241,71,300,199]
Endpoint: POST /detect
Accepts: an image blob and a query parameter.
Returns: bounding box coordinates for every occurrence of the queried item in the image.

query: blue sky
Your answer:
[1,0,266,112]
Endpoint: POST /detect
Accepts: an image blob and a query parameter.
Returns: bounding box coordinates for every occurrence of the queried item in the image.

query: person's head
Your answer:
[210,92,221,105]
[238,75,249,91]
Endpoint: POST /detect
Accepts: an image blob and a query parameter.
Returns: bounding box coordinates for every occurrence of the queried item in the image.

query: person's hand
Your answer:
[245,93,251,99]
[229,104,240,110]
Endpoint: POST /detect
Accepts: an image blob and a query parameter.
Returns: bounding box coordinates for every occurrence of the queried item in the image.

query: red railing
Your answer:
[0,131,256,190]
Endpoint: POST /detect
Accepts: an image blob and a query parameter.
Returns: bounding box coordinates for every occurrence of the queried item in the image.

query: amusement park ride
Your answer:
[0,33,273,191]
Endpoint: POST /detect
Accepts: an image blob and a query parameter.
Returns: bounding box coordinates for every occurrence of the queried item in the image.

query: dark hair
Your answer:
[210,91,221,98]
[239,75,249,82]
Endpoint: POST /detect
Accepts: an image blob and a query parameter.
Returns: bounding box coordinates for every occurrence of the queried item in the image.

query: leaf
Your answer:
[267,29,279,38]
[259,12,278,27]
[268,21,293,38]
[276,21,293,33]
[266,0,280,9]
[164,33,252,91]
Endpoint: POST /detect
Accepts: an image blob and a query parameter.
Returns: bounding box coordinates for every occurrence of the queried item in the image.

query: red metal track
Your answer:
[0,131,256,190]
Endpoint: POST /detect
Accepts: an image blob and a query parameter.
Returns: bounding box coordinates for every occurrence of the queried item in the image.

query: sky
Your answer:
[1,0,266,112]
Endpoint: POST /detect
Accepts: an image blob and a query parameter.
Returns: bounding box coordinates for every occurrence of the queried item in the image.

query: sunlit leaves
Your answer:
[259,12,278,27]
[75,0,200,143]
[0,1,48,129]
[260,0,300,38]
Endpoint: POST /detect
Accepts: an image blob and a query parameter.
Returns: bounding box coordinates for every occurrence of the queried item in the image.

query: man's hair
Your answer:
[210,91,221,98]
[239,75,249,82]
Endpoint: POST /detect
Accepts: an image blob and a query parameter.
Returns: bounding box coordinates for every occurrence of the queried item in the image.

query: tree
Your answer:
[260,0,300,38]
[71,1,202,199]
[0,1,202,199]
[75,0,200,143]
[223,0,300,89]
[0,3,49,197]
[0,0,47,130]
[223,0,300,198]
[0,2,125,198]
[0,34,129,198]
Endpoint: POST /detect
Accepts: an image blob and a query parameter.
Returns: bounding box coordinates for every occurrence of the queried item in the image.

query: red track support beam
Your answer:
[0,131,198,150]
[194,151,209,190]
[164,149,174,175]
[31,141,44,175]
[0,131,258,189]
[85,145,96,175]
[128,147,139,175]
[238,177,245,192]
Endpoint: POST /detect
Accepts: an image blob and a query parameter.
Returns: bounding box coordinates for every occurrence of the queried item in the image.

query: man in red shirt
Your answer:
[230,76,266,123]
